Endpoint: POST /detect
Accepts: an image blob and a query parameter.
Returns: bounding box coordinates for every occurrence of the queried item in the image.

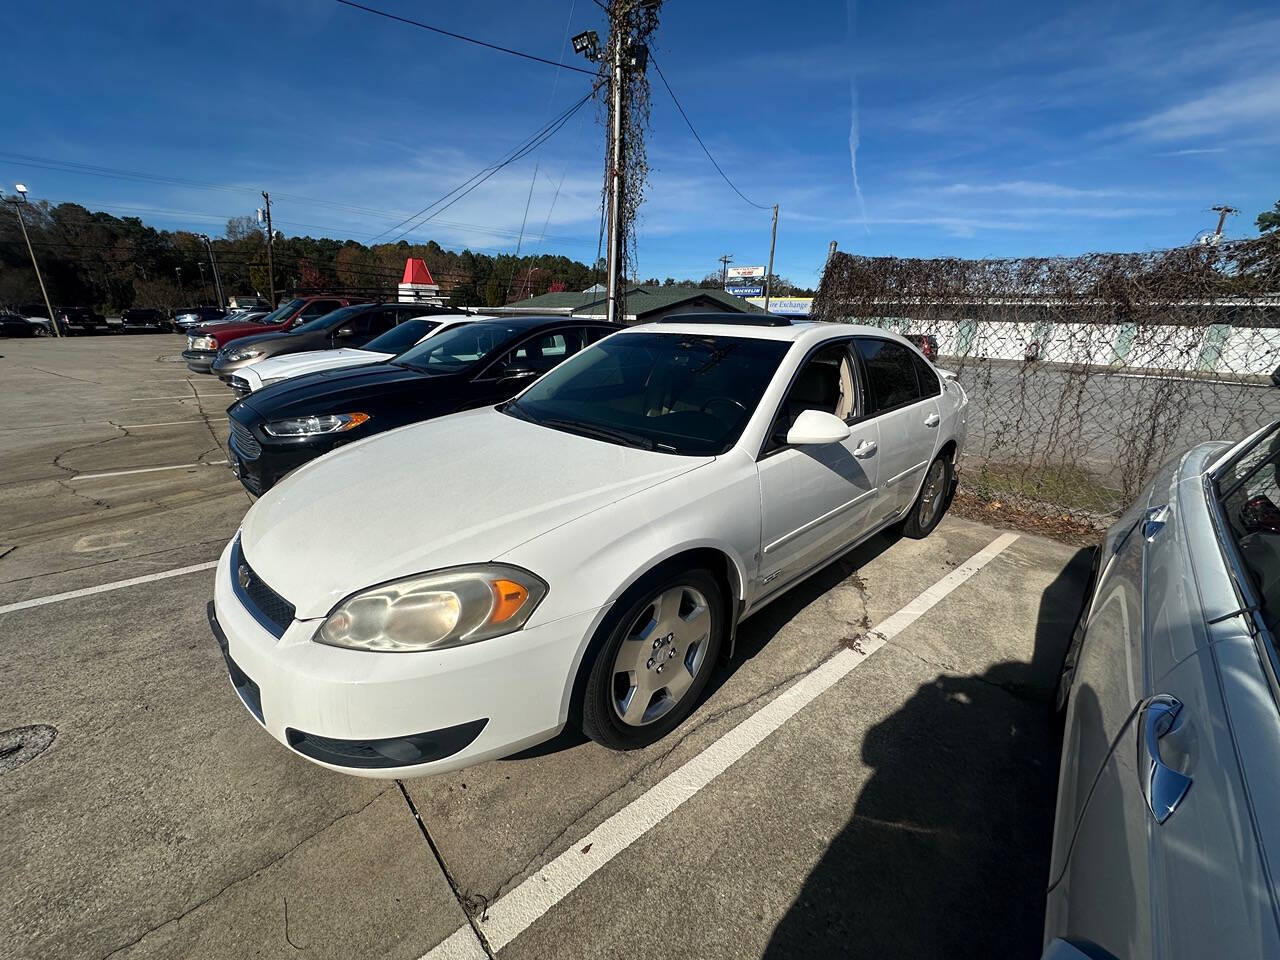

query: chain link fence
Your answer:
[814,235,1280,526]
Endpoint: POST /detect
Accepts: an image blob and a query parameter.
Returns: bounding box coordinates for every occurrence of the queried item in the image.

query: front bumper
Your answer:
[182,349,216,373]
[209,539,602,777]
[228,433,329,495]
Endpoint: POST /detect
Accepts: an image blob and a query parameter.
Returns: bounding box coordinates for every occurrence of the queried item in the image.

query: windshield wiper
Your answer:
[500,398,538,422]
[538,417,655,451]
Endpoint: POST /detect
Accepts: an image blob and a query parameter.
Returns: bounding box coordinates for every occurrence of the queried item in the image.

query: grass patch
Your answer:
[967,461,1123,515]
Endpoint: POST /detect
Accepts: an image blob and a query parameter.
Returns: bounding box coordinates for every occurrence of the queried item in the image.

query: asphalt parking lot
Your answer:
[1,335,1092,960]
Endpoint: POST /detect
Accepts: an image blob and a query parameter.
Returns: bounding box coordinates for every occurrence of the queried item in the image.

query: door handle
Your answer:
[1140,695,1192,824]
[924,412,941,428]
[854,440,878,458]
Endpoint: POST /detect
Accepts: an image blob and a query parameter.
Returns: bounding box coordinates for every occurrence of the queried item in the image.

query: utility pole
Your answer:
[606,25,625,325]
[4,184,60,337]
[260,193,277,308]
[175,267,185,299]
[574,2,659,326]
[197,261,210,304]
[1211,205,1238,239]
[719,254,733,288]
[763,204,779,313]
[199,234,225,308]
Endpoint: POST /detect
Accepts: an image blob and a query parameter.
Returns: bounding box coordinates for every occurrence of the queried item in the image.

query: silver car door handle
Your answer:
[853,440,878,458]
[1140,694,1192,824]
[924,412,940,428]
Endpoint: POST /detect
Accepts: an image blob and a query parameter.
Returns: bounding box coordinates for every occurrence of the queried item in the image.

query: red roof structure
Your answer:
[401,258,436,285]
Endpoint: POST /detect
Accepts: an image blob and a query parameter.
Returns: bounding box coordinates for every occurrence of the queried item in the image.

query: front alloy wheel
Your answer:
[582,569,723,749]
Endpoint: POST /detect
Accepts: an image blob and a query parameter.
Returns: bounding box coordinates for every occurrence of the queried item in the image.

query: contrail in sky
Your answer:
[847,0,869,232]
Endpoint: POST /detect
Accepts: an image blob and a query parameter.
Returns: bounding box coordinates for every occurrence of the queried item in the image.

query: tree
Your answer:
[1259,201,1280,234]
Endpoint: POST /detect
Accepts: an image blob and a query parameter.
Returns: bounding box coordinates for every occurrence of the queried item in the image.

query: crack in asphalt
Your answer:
[95,788,394,960]
[882,640,1046,706]
[48,422,134,511]
[396,780,496,957]
[0,537,231,586]
[28,365,103,385]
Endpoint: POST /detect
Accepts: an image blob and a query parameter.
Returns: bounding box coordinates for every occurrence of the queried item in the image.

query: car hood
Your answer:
[239,406,713,619]
[237,361,442,417]
[222,330,296,351]
[249,347,389,384]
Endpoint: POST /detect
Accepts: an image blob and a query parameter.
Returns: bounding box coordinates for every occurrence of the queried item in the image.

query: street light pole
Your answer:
[6,185,60,337]
[197,261,210,303]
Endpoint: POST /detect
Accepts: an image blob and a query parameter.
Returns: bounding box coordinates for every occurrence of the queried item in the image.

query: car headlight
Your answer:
[315,565,548,652]
[262,412,369,437]
[225,348,262,362]
[191,335,216,350]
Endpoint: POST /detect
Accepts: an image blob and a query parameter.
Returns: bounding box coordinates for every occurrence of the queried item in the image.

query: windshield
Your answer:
[290,303,364,334]
[364,316,441,354]
[255,298,305,325]
[394,320,528,373]
[506,332,791,455]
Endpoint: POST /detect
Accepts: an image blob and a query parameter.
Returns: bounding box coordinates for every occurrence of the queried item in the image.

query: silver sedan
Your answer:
[1045,421,1280,957]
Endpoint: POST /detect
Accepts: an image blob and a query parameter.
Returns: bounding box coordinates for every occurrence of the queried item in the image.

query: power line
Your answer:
[649,53,771,211]
[332,0,598,76]
[370,85,600,245]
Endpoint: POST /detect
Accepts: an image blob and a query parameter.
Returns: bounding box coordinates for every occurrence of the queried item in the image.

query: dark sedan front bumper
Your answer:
[227,418,340,495]
[182,349,216,373]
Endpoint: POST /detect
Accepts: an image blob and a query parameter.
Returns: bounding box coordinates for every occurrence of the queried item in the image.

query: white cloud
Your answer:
[938,181,1128,199]
[1119,74,1280,142]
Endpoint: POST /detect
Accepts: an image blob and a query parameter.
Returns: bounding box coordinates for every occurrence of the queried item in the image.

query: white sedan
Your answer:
[209,317,967,776]
[232,314,493,395]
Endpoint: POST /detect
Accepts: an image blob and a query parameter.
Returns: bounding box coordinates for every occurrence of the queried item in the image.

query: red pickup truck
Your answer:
[182,295,370,373]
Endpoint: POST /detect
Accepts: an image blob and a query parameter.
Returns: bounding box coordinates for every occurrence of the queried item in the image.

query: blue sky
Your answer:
[5,0,1278,286]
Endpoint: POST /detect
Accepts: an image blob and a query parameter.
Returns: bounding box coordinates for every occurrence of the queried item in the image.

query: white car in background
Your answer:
[209,316,967,777]
[231,313,494,396]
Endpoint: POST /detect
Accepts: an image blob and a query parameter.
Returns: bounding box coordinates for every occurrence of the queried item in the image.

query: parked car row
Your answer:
[208,313,967,780]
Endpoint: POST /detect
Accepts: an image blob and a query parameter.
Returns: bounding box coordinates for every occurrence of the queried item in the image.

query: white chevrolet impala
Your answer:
[208,316,968,776]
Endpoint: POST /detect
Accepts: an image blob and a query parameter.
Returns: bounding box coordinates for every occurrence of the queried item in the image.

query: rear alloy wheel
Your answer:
[32,324,48,337]
[582,569,723,749]
[902,454,953,539]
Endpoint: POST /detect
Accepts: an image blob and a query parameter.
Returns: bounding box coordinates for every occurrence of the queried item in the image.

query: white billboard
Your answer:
[726,265,766,280]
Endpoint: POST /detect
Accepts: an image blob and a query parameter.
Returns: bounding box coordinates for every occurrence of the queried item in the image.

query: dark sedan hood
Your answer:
[225,330,297,350]
[235,362,461,419]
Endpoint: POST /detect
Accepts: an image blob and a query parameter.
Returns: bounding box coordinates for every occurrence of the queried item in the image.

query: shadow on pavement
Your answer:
[762,546,1093,960]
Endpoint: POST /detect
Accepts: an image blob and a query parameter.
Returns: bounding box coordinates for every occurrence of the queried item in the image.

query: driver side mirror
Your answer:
[333,326,355,339]
[786,409,851,446]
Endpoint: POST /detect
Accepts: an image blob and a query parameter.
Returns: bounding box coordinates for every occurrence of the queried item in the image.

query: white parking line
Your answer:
[0,561,220,616]
[121,418,229,429]
[71,460,229,481]
[422,531,1020,959]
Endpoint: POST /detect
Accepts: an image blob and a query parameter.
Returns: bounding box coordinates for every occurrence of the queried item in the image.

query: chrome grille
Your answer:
[229,420,261,460]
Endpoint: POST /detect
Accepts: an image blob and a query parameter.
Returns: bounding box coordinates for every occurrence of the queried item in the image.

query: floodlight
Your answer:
[572,30,599,59]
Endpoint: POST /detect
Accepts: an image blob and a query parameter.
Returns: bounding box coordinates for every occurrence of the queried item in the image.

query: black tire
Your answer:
[1052,547,1099,717]
[901,453,953,539]
[32,324,48,337]
[581,567,724,750]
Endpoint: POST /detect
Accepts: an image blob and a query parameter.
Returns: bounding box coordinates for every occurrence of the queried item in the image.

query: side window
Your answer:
[298,299,341,322]
[767,342,859,451]
[855,338,921,413]
[1222,436,1280,633]
[363,308,398,337]
[911,351,941,398]
[491,330,586,378]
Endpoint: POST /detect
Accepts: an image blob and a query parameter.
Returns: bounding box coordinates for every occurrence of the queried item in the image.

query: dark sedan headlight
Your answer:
[314,565,548,652]
[262,412,370,437]
[223,347,262,362]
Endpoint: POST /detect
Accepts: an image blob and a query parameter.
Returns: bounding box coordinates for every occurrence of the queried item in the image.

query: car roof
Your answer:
[471,314,618,331]
[621,318,901,345]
